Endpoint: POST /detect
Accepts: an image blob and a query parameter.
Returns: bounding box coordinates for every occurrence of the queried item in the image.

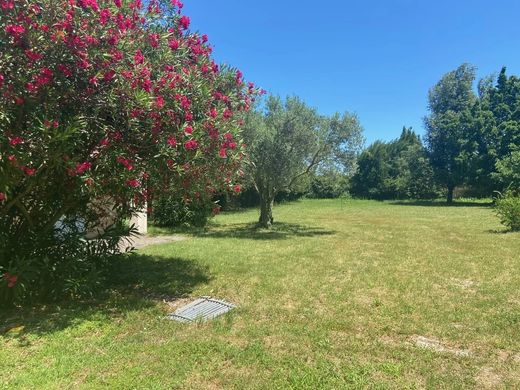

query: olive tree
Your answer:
[243,96,363,228]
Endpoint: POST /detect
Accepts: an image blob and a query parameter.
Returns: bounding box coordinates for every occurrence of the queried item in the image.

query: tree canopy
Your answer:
[351,127,437,200]
[243,96,363,227]
[424,63,477,203]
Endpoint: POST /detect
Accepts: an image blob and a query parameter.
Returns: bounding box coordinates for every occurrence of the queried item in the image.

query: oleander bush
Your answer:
[0,0,258,304]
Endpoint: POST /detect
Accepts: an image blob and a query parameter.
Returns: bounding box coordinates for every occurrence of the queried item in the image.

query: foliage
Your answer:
[351,127,438,199]
[0,0,258,304]
[422,65,520,199]
[0,221,135,304]
[151,195,217,228]
[424,63,477,203]
[494,150,520,188]
[243,95,363,227]
[350,65,519,201]
[495,189,520,231]
[307,170,349,199]
[474,68,520,191]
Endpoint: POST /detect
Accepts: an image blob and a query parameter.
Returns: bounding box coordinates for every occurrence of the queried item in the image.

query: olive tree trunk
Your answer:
[258,192,274,228]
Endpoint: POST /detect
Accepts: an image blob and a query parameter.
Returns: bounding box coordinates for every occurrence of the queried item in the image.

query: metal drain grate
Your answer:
[167,297,236,322]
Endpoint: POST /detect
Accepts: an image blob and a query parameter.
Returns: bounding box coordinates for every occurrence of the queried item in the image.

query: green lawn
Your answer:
[2,199,520,389]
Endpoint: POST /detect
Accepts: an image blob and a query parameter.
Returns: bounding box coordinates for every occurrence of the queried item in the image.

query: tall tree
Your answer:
[243,96,363,228]
[487,68,520,189]
[350,141,390,199]
[424,64,477,203]
[469,67,520,192]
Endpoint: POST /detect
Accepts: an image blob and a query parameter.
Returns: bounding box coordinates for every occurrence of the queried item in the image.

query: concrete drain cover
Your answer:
[167,297,236,323]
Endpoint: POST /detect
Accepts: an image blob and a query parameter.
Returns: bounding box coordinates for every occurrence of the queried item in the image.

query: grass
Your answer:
[2,199,520,389]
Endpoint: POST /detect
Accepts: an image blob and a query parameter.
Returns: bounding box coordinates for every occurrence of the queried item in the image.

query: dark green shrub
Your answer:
[495,190,520,231]
[0,220,136,306]
[151,196,215,228]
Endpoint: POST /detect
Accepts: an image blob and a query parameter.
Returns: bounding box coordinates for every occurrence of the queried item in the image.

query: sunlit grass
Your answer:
[2,199,520,389]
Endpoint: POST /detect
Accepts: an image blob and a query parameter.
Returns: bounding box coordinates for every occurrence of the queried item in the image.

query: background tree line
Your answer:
[153,63,520,228]
[351,64,520,202]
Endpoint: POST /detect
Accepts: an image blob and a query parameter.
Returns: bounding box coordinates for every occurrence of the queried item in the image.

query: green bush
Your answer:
[151,197,215,228]
[0,220,136,306]
[495,190,520,231]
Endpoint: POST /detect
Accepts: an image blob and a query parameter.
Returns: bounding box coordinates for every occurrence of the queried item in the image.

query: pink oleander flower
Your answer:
[223,109,233,119]
[103,70,115,82]
[22,166,36,176]
[25,50,43,62]
[168,39,179,50]
[57,64,72,77]
[184,139,198,150]
[1,1,14,10]
[9,136,23,146]
[75,161,92,175]
[155,95,165,108]
[5,24,25,38]
[3,272,18,288]
[179,15,190,30]
[134,49,144,65]
[117,156,134,171]
[99,9,111,24]
[148,33,160,48]
[127,178,140,187]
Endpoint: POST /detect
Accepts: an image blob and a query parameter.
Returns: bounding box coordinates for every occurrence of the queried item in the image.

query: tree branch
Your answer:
[286,144,326,190]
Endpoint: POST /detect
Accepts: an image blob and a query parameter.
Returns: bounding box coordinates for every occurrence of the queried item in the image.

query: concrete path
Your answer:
[120,234,188,251]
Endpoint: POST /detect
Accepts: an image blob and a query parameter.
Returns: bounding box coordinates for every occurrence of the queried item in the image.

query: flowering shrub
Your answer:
[0,0,259,304]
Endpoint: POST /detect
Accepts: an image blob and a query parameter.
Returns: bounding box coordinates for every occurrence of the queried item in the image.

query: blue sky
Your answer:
[183,0,520,145]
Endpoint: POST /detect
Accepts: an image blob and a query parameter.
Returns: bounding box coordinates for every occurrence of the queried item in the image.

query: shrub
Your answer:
[151,196,215,228]
[495,189,520,231]
[0,221,136,305]
[0,0,259,304]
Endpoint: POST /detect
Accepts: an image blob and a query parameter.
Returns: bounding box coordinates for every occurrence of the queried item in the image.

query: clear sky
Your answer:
[182,0,520,145]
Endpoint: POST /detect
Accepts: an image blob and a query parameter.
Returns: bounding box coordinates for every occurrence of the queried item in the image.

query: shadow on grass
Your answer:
[193,221,336,240]
[486,228,518,234]
[389,200,493,208]
[0,253,210,341]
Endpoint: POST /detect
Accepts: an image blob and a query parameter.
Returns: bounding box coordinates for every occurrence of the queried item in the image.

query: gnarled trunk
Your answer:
[258,193,274,228]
